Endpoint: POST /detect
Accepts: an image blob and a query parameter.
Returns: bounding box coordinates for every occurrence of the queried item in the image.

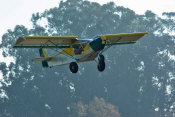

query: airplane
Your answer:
[14,32,148,73]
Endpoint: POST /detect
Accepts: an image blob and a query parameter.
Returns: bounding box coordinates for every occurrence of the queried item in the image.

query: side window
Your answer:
[72,44,84,55]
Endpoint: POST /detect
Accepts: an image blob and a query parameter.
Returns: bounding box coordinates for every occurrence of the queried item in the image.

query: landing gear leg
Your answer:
[69,62,78,73]
[98,54,105,62]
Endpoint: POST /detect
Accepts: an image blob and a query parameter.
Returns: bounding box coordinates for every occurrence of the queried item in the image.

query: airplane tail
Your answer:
[35,48,72,68]
[39,48,48,57]
[39,48,49,67]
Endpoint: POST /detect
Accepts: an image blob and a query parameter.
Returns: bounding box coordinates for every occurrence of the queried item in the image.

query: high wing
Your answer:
[14,36,78,48]
[99,32,148,45]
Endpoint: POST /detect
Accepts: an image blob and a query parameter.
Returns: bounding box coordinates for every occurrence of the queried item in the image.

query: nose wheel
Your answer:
[97,55,105,72]
[69,62,78,73]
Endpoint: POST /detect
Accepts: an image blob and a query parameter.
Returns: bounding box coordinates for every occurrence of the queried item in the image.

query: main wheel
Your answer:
[69,62,78,73]
[97,61,105,72]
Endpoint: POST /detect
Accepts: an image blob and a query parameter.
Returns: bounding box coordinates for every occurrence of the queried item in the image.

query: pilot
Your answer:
[74,45,83,55]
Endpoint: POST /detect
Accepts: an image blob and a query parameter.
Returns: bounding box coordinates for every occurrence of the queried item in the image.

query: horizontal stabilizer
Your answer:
[32,57,53,62]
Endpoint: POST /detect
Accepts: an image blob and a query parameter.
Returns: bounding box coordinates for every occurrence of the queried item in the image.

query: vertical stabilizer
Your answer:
[39,48,49,67]
[39,48,48,57]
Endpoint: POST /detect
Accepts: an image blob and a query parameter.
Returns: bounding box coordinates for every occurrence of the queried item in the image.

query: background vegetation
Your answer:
[0,0,175,116]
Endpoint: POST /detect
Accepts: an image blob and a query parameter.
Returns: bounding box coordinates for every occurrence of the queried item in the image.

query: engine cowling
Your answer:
[89,36,105,52]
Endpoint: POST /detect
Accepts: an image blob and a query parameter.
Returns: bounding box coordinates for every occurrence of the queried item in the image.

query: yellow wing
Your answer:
[14,36,78,48]
[99,32,148,45]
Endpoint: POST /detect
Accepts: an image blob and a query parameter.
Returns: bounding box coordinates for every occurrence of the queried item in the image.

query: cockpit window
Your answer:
[72,44,84,55]
[93,36,100,40]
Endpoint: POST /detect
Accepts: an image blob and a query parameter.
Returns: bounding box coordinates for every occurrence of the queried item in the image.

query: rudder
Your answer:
[39,48,49,67]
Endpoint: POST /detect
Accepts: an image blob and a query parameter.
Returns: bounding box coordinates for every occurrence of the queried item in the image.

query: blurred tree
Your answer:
[0,0,175,117]
[70,97,120,117]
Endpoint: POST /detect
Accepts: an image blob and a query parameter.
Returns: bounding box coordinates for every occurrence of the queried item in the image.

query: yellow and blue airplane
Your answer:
[14,32,148,73]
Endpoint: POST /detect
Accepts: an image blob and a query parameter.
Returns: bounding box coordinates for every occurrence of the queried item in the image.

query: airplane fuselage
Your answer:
[47,36,105,67]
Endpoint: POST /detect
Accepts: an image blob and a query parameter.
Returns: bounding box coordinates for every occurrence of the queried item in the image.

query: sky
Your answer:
[0,0,175,63]
[0,0,175,41]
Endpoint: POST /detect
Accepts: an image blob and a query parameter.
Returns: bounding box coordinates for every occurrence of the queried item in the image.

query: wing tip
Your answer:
[15,37,25,45]
[142,32,148,35]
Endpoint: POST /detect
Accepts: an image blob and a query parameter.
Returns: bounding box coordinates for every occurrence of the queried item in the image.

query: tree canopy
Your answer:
[0,0,175,117]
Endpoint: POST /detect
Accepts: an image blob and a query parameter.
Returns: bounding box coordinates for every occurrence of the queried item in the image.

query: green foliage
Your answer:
[70,97,120,117]
[0,0,175,117]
